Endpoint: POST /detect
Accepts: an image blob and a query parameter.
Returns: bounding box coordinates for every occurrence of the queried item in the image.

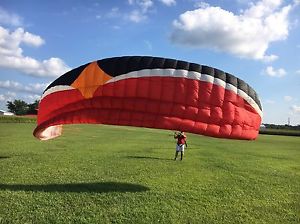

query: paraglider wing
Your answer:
[33,56,262,140]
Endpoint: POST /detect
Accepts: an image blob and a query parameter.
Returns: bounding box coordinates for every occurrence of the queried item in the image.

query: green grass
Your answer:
[0,123,299,224]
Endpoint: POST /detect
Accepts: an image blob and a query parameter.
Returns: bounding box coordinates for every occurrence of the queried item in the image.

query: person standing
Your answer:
[174,131,187,161]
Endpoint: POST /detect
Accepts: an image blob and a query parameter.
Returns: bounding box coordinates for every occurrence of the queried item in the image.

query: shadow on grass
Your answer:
[127,155,171,161]
[0,182,149,193]
[0,156,11,160]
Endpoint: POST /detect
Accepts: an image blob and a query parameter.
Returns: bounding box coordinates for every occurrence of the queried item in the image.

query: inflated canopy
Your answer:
[33,56,262,140]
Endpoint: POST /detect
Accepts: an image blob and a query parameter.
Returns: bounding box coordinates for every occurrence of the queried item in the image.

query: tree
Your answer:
[6,101,16,114]
[6,100,29,115]
[27,100,39,115]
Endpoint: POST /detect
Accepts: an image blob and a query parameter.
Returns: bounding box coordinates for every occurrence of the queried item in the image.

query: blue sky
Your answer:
[0,0,299,125]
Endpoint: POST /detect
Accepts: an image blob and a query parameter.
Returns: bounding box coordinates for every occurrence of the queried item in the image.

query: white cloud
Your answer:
[291,105,300,114]
[126,0,154,23]
[0,91,39,108]
[0,27,44,57]
[128,10,147,23]
[170,0,294,61]
[22,30,45,47]
[138,0,154,13]
[0,80,20,89]
[265,99,276,104]
[128,0,153,12]
[263,66,286,77]
[193,1,210,9]
[284,95,293,102]
[296,70,300,74]
[0,7,23,26]
[24,94,41,102]
[0,26,70,77]
[0,91,16,102]
[106,0,156,23]
[159,0,176,7]
[0,80,48,94]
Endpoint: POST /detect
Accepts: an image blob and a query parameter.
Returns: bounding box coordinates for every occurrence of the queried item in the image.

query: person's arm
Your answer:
[174,132,178,139]
[184,135,187,147]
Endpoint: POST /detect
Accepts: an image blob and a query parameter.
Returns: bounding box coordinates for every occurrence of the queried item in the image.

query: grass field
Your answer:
[0,123,299,223]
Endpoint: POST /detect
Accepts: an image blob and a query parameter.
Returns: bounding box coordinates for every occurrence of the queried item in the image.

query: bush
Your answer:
[0,115,36,123]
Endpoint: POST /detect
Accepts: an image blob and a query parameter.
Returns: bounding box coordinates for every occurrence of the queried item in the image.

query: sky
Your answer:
[0,0,299,125]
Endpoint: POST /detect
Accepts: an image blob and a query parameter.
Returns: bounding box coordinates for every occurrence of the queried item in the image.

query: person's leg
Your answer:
[174,144,179,160]
[180,145,185,160]
[174,151,178,160]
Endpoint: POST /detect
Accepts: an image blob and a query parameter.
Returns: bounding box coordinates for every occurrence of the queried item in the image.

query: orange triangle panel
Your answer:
[71,61,112,98]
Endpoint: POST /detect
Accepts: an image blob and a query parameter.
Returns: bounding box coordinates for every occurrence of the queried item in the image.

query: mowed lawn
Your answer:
[0,123,299,224]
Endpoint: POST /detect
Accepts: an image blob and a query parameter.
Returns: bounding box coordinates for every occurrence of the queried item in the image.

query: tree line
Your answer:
[263,123,300,130]
[6,100,39,115]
